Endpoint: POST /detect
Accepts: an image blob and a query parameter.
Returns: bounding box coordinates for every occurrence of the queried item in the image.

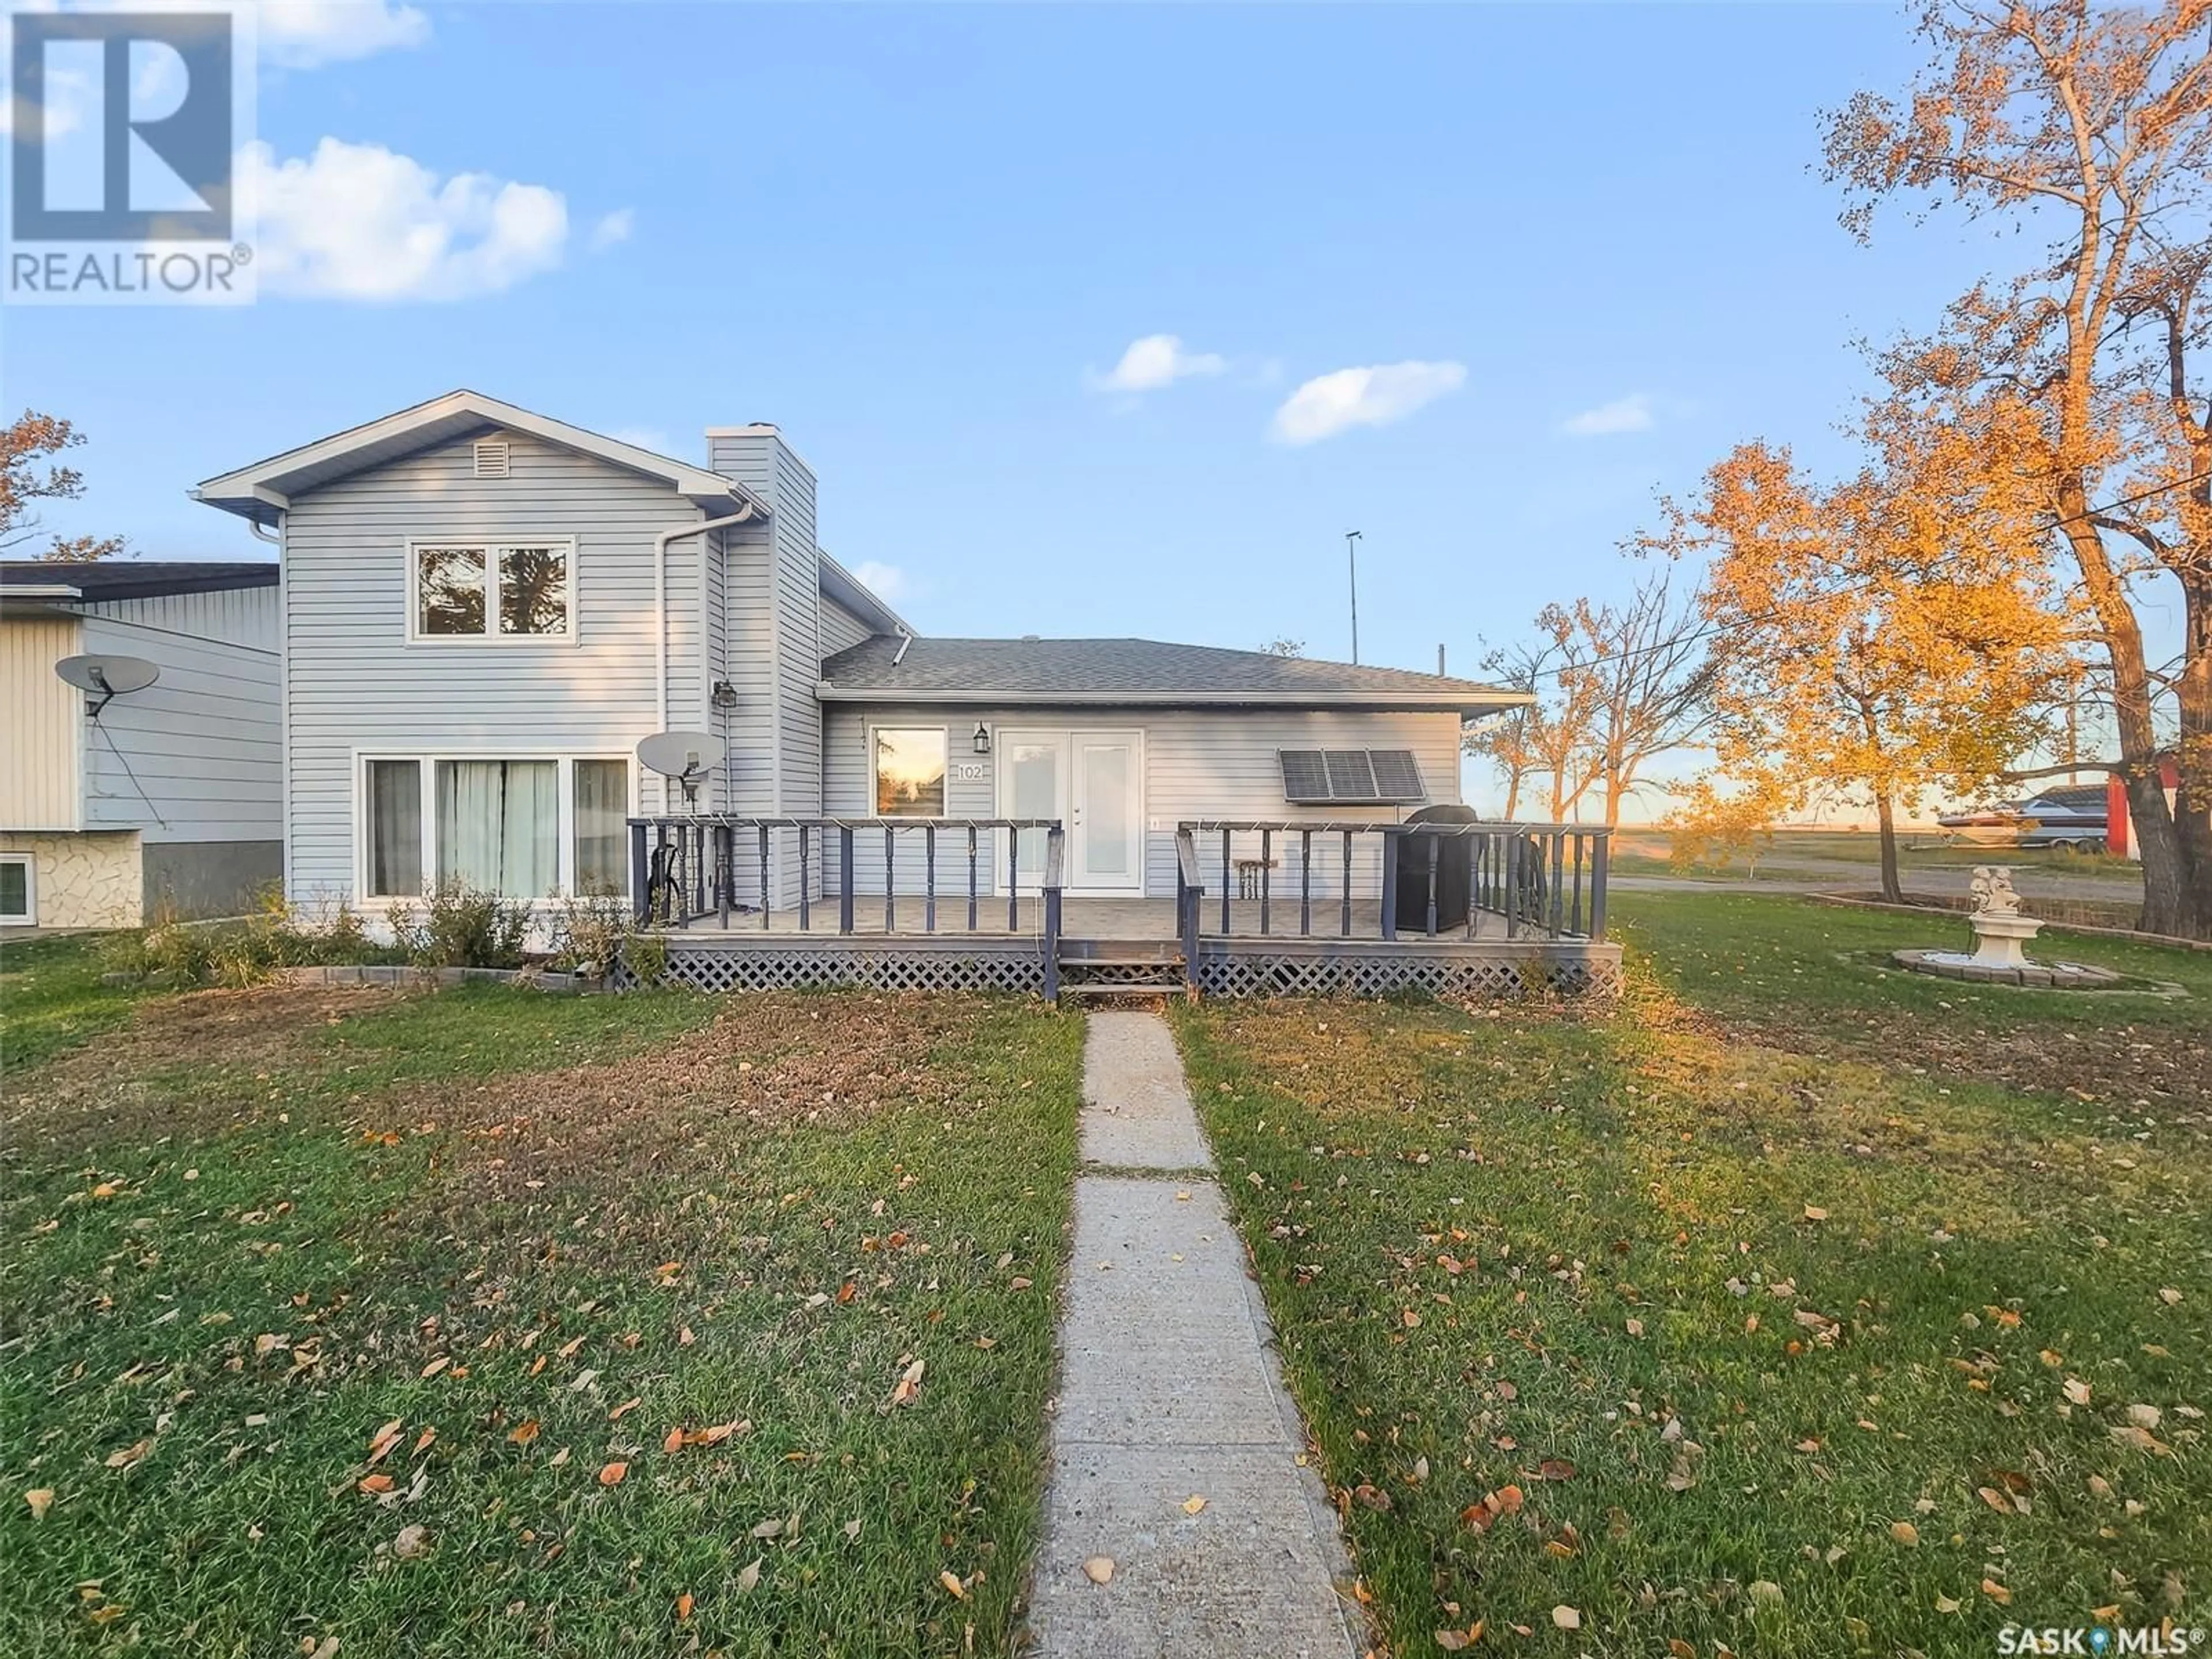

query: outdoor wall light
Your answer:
[972,722,991,755]
[710,680,739,710]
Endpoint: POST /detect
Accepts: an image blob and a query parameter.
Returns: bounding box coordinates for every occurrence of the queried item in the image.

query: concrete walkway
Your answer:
[1028,1012,1361,1659]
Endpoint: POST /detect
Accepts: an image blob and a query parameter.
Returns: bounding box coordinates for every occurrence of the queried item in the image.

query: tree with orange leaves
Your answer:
[1,411,123,562]
[1824,0,2212,930]
[1675,404,2071,902]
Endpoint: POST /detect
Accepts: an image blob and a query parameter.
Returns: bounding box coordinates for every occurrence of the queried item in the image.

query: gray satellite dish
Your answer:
[56,653,160,715]
[636,730,724,810]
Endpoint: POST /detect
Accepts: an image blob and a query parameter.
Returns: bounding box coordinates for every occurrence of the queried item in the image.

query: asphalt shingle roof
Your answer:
[818,635,1519,709]
[0,559,276,600]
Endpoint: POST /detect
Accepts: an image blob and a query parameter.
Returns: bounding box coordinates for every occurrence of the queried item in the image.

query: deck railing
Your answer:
[1174,819,1609,948]
[626,816,1066,944]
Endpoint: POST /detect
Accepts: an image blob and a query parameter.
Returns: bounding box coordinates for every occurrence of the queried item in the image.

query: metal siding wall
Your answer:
[818,594,876,658]
[0,615,84,830]
[281,430,702,902]
[78,586,278,652]
[78,608,281,843]
[819,703,1463,897]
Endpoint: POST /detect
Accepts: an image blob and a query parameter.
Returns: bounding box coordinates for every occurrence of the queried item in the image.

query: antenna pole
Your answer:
[1344,530,1363,666]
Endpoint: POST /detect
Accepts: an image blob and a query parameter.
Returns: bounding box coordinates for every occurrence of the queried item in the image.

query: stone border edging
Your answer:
[1808,892,2212,952]
[274,964,604,993]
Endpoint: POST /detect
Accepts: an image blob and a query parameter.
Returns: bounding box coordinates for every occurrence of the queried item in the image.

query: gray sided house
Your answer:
[195,390,1618,998]
[0,560,282,927]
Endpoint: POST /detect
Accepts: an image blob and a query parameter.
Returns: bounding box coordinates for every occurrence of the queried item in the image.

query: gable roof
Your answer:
[818,636,1527,715]
[1,559,278,604]
[192,389,765,526]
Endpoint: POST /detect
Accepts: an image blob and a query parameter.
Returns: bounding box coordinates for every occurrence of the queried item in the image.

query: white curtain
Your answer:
[437,760,557,895]
[573,759,628,896]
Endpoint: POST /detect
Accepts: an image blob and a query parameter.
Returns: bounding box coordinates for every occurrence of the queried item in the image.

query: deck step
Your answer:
[1059,981,1183,1001]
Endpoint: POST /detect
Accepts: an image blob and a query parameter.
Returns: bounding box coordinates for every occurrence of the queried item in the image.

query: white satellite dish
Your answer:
[636,730,724,810]
[56,653,160,715]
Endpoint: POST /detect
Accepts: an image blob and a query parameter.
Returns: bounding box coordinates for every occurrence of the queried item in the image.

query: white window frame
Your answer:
[406,537,579,644]
[353,751,635,904]
[868,724,950,818]
[0,853,34,926]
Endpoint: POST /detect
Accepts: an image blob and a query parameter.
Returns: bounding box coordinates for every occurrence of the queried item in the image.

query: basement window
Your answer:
[1278,748,1427,805]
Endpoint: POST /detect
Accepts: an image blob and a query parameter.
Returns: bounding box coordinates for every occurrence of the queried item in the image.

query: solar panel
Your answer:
[1368,749,1426,801]
[1278,749,1332,802]
[1324,750,1378,800]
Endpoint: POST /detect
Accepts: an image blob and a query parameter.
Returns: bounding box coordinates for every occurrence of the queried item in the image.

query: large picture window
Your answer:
[361,755,628,899]
[873,728,946,816]
[410,541,573,640]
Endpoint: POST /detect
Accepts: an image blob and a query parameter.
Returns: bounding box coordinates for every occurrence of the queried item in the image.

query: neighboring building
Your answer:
[1,560,282,927]
[191,390,1523,921]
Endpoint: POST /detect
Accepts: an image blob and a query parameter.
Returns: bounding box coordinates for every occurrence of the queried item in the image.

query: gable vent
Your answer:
[1278,748,1427,805]
[472,438,511,479]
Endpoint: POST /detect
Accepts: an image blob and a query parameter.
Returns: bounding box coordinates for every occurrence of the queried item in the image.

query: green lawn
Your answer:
[1,943,1082,1658]
[1608,826,2142,887]
[1175,891,2210,1657]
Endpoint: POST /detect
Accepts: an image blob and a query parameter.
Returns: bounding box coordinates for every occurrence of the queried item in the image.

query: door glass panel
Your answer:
[1081,744,1132,877]
[1009,738,1061,882]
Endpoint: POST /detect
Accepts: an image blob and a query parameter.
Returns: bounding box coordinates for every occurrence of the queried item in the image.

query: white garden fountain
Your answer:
[1892,866,2120,989]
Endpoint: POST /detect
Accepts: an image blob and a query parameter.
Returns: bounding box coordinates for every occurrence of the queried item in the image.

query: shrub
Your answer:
[547,891,632,977]
[105,894,396,988]
[392,884,532,969]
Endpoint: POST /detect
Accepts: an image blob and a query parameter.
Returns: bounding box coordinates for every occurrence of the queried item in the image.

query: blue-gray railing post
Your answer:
[884,826,896,933]
[755,824,769,930]
[1570,834,1585,937]
[1425,830,1440,937]
[839,825,855,934]
[630,820,649,925]
[967,827,979,931]
[1505,834,1521,939]
[716,825,732,928]
[1340,831,1353,937]
[1465,832,1479,939]
[1042,827,1063,1003]
[1299,830,1312,937]
[1006,827,1020,932]
[1380,829,1401,941]
[1219,827,1231,935]
[925,825,937,934]
[798,826,812,931]
[1549,831,1566,937]
[1589,834,1609,942]
[1258,828,1271,935]
[1175,829,1203,993]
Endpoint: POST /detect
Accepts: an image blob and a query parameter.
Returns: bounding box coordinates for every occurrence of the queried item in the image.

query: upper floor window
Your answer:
[410,540,574,641]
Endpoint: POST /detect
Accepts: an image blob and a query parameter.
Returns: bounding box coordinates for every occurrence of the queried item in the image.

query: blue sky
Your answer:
[9,1,2009,686]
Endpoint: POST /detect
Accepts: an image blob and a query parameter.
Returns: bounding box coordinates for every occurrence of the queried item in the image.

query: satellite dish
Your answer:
[56,653,160,715]
[636,730,724,810]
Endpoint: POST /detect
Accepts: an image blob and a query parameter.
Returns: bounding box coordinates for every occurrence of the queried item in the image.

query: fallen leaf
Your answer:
[1537,1457,1575,1482]
[412,1428,436,1455]
[1668,1642,1696,1659]
[1749,1581,1783,1605]
[1083,1556,1114,1585]
[609,1397,641,1423]
[367,1420,405,1463]
[1626,1317,1645,1338]
[939,1570,967,1600]
[598,1461,627,1487]
[507,1420,539,1446]
[1435,1633,1469,1652]
[2111,1423,2173,1456]
[2063,1378,2093,1406]
[1935,1593,1961,1614]
[358,1474,394,1495]
[1009,1277,1032,1291]
[736,1558,762,1594]
[662,1426,684,1455]
[1182,1494,1207,1515]
[675,1592,693,1622]
[1981,1578,2012,1605]
[1802,1205,1829,1222]
[1552,1605,1581,1630]
[1977,1486,2012,1515]
[104,1439,151,1471]
[1890,1521,1920,1546]
[888,1358,926,1409]
[419,1356,450,1379]
[393,1523,429,1559]
[2127,1403,2162,1430]
[25,1488,55,1520]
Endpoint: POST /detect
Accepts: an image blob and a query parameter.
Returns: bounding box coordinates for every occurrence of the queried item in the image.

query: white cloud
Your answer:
[588,208,633,252]
[261,1,431,69]
[1268,361,1466,445]
[851,560,908,603]
[1091,334,1227,394]
[241,137,570,301]
[1560,393,1656,437]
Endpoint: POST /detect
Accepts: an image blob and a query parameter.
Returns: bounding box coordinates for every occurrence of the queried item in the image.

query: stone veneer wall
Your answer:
[0,831,142,929]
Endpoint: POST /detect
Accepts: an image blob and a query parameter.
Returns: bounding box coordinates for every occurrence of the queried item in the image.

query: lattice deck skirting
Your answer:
[622,931,1621,1001]
[632,937,1046,997]
[1196,938,1624,1000]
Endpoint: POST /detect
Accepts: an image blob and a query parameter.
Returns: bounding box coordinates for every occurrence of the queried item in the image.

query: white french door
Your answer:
[998,729,1145,895]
